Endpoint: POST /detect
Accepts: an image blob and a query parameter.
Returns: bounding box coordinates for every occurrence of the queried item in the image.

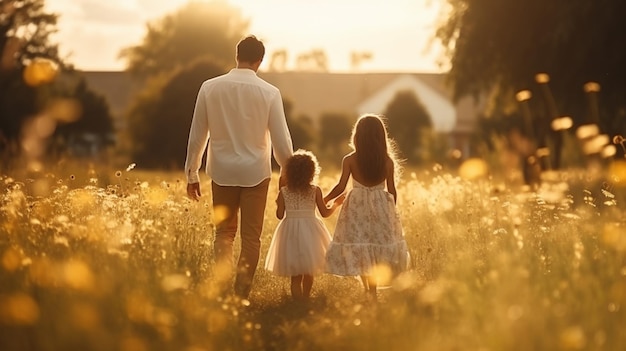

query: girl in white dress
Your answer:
[265,150,345,301]
[324,114,410,300]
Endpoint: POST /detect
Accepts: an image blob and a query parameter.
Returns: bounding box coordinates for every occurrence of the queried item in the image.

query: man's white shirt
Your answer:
[185,68,293,186]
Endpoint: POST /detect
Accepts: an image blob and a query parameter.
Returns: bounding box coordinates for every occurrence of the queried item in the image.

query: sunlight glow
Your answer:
[576,124,600,140]
[1,248,22,272]
[368,264,393,286]
[583,81,601,93]
[535,73,550,84]
[212,205,230,226]
[608,160,626,186]
[46,0,445,72]
[23,58,58,86]
[0,293,40,325]
[62,259,95,291]
[603,222,626,251]
[551,116,573,131]
[161,274,190,292]
[583,134,609,155]
[601,145,616,158]
[515,90,532,102]
[458,158,489,180]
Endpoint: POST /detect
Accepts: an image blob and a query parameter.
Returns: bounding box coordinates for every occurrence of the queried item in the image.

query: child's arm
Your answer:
[386,158,398,204]
[276,189,286,219]
[324,154,352,203]
[315,186,345,218]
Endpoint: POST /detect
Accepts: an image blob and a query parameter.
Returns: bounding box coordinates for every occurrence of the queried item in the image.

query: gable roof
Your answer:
[258,71,452,121]
[356,74,456,132]
[78,70,481,135]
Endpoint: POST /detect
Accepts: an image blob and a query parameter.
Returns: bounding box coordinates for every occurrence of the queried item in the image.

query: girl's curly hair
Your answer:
[285,149,320,192]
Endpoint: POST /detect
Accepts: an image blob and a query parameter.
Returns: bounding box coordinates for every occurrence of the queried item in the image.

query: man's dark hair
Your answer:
[236,35,265,63]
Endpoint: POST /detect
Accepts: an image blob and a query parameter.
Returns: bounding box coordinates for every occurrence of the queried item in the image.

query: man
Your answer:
[185,35,293,299]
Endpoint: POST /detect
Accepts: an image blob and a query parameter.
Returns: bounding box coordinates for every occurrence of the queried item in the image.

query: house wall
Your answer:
[356,74,457,133]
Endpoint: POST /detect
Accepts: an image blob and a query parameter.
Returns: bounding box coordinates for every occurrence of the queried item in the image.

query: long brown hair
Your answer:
[350,114,398,184]
[285,149,320,192]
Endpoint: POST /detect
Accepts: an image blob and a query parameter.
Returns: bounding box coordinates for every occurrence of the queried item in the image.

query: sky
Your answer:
[45,0,449,73]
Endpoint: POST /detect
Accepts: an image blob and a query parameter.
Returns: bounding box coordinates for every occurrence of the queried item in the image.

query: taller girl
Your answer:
[324,114,410,300]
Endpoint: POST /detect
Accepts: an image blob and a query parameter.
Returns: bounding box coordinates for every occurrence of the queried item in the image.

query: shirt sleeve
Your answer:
[184,85,210,184]
[267,90,294,168]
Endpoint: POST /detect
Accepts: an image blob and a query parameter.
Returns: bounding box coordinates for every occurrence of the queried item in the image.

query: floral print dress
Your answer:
[325,180,409,278]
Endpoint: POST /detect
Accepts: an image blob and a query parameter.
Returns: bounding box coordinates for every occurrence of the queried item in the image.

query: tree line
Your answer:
[5,0,623,177]
[436,0,626,182]
[1,0,435,170]
[0,0,114,170]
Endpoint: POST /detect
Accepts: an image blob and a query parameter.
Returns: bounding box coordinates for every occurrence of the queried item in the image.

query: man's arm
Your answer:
[267,90,293,168]
[184,84,210,199]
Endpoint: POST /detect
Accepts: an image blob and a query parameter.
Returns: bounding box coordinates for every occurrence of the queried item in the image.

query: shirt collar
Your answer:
[229,68,258,76]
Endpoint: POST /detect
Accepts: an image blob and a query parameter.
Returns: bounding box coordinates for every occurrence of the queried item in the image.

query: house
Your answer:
[80,70,483,158]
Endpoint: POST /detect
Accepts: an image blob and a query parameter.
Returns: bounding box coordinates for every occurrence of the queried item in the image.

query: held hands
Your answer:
[332,193,346,208]
[187,183,201,201]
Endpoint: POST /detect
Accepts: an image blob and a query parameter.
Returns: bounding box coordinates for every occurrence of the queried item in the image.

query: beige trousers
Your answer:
[211,178,270,298]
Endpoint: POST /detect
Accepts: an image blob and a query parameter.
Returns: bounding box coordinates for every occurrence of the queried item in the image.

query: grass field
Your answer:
[1,160,625,351]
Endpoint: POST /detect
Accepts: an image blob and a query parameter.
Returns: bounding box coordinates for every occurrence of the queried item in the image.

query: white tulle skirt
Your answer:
[265,210,332,276]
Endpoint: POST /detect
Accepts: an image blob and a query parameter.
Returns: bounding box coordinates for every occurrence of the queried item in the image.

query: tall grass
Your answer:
[1,162,625,351]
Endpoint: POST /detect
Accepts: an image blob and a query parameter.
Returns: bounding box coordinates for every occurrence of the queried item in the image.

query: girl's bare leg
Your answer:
[291,275,303,300]
[360,275,370,292]
[302,275,313,299]
[361,275,377,301]
[369,280,378,301]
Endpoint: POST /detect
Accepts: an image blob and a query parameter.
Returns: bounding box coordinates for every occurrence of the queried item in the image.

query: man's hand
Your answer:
[187,182,201,201]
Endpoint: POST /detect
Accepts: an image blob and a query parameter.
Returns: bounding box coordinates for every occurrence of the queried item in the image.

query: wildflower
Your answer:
[583,81,601,93]
[576,124,599,140]
[0,293,40,325]
[601,145,616,158]
[551,116,573,131]
[559,326,586,350]
[535,73,550,83]
[515,90,532,102]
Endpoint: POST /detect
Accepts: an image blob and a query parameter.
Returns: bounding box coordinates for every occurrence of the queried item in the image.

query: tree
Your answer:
[1,0,114,165]
[437,0,626,163]
[120,1,249,169]
[0,0,60,68]
[283,99,315,151]
[119,0,249,80]
[268,49,288,72]
[295,49,328,72]
[53,77,115,156]
[1,0,61,154]
[125,59,224,169]
[384,90,431,163]
[318,112,353,162]
[350,51,372,71]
